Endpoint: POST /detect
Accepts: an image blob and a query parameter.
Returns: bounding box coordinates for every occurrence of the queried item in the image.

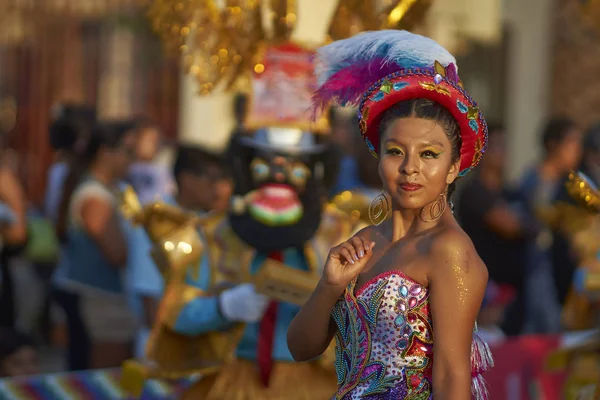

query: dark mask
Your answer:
[226,133,340,251]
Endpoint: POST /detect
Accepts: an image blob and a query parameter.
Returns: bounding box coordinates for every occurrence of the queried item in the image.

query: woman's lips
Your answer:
[399,183,423,192]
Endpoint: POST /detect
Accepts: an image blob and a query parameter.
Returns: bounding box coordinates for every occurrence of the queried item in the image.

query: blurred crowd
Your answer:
[0,98,599,379]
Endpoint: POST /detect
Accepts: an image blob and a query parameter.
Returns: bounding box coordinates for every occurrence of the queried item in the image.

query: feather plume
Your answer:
[311,59,399,114]
[312,30,457,113]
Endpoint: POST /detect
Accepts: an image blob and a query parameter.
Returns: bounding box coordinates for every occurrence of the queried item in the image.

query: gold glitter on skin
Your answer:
[448,249,469,309]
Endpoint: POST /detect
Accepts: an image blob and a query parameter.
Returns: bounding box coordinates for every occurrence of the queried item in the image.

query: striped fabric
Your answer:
[0,369,197,399]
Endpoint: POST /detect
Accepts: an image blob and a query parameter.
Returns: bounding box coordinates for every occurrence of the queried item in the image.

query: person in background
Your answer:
[0,328,39,377]
[19,105,96,347]
[578,124,600,185]
[0,111,29,329]
[519,117,583,333]
[126,119,175,205]
[172,145,233,214]
[53,121,138,369]
[521,118,583,209]
[45,104,97,223]
[457,123,538,335]
[551,123,600,310]
[46,106,97,370]
[128,144,233,359]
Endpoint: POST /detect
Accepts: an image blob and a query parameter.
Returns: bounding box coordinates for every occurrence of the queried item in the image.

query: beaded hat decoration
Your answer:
[312,30,488,177]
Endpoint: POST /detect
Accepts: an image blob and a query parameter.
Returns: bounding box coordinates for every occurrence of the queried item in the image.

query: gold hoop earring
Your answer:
[420,193,447,223]
[369,190,390,226]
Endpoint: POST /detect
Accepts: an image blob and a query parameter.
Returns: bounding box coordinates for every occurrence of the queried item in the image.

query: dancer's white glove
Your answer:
[218,283,270,323]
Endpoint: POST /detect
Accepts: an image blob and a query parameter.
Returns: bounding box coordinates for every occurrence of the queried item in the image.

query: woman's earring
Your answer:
[369,189,390,226]
[420,192,447,223]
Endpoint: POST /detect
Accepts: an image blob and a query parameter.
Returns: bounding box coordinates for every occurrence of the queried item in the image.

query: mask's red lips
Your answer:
[258,183,296,199]
[247,183,303,226]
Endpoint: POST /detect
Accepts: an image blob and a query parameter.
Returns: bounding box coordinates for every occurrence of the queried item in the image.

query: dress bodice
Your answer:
[331,270,493,400]
[332,271,433,400]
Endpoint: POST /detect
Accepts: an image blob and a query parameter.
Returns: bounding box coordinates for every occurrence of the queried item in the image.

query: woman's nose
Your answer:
[400,155,418,175]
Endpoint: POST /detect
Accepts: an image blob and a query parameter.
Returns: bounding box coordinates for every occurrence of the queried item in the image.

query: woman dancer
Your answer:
[288,30,493,399]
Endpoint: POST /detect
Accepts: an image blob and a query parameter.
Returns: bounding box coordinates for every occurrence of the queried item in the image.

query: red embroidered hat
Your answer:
[312,30,487,177]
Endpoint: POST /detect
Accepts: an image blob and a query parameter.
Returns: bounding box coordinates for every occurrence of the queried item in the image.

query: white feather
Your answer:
[315,30,457,86]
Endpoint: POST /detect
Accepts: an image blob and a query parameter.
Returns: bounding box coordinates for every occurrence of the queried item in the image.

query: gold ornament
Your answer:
[147,0,428,95]
[565,170,600,214]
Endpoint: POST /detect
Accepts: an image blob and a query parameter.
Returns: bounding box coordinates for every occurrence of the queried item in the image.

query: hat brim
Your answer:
[358,69,488,177]
[238,136,328,155]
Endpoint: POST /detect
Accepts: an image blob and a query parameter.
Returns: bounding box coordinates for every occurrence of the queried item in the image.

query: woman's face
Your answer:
[378,117,459,211]
[555,128,583,171]
[135,127,161,162]
[110,131,137,179]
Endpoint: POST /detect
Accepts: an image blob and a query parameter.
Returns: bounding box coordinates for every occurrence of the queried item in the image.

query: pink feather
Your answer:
[311,59,399,117]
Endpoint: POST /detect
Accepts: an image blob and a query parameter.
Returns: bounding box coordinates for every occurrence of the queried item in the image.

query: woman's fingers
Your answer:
[330,236,376,265]
[339,247,355,264]
[341,242,360,261]
[350,236,365,258]
[362,236,375,252]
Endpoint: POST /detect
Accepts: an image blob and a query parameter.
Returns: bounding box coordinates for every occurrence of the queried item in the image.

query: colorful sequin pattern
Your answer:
[331,271,433,400]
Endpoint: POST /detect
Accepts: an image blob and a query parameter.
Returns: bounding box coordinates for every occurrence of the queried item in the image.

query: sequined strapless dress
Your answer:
[330,271,493,400]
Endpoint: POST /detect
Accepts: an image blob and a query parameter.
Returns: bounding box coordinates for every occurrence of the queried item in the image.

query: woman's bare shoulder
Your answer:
[428,226,487,278]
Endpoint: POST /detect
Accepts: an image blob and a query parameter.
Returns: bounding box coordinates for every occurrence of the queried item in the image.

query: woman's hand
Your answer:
[289,235,375,362]
[323,236,375,290]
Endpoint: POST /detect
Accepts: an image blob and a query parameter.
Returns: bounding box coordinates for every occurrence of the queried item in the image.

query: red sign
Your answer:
[246,43,329,133]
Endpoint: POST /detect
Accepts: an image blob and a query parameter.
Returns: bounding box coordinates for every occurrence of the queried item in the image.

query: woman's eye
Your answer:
[421,150,440,159]
[385,148,403,156]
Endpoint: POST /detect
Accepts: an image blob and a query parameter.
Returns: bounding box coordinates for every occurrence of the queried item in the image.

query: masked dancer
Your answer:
[127,125,351,399]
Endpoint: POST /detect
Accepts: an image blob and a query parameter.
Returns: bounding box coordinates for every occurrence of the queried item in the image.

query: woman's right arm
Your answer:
[287,281,343,361]
[80,197,128,267]
[288,235,375,361]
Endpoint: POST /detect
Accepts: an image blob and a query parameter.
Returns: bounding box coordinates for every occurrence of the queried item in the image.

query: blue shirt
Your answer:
[125,222,164,316]
[330,156,366,195]
[44,162,69,223]
[172,247,307,362]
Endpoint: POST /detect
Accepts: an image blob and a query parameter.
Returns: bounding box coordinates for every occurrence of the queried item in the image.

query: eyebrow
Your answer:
[384,139,446,147]
[422,140,445,147]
